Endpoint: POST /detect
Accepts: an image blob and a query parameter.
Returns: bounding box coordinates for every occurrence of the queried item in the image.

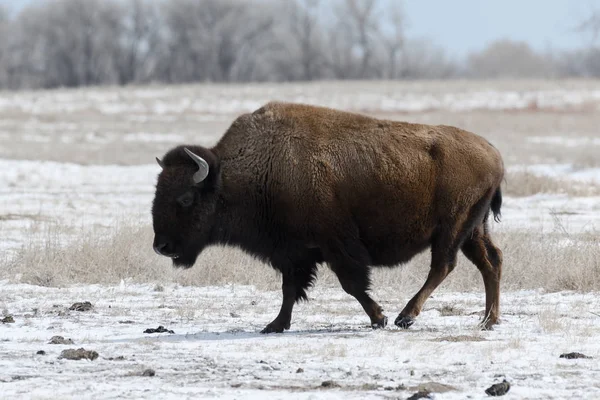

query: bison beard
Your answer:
[151,101,506,334]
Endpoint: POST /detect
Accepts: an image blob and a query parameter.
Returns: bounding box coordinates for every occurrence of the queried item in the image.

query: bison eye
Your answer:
[177,192,194,208]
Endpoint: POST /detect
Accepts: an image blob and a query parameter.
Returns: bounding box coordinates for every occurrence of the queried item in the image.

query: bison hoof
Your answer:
[394,315,415,329]
[371,315,388,329]
[260,322,289,334]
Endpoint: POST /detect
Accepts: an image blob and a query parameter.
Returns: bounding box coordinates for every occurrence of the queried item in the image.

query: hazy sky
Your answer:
[403,0,594,56]
[1,0,595,56]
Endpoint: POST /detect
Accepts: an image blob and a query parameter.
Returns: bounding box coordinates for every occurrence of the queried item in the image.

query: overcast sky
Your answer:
[1,0,595,56]
[403,0,594,56]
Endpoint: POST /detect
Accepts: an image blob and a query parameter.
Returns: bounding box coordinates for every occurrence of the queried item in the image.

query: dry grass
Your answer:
[504,170,600,197]
[2,220,599,294]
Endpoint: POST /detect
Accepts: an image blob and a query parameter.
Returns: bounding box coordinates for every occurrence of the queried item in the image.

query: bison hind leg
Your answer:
[325,237,387,329]
[461,224,502,329]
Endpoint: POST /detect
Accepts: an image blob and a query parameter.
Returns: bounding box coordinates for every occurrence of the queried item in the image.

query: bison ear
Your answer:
[156,157,164,169]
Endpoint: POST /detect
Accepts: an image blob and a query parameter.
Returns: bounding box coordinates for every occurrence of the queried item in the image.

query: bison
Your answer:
[152,101,504,333]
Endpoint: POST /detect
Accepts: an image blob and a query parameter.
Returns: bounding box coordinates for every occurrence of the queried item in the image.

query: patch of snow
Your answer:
[527,136,600,147]
[0,282,598,399]
[3,83,600,116]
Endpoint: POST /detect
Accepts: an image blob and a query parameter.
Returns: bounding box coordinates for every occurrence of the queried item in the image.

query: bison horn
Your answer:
[184,147,209,183]
[155,157,164,169]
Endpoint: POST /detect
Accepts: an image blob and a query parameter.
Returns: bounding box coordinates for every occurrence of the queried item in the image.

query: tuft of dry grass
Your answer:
[2,220,599,294]
[504,170,600,197]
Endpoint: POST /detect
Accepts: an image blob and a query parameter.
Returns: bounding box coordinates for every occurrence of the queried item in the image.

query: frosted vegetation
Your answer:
[1,0,600,90]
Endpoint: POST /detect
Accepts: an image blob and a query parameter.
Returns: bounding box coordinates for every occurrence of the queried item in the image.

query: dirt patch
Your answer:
[432,335,487,342]
[437,305,464,316]
[0,213,50,222]
[408,381,457,393]
[59,348,99,361]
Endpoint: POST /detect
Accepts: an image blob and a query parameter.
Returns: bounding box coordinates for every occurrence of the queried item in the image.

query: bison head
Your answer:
[151,145,220,268]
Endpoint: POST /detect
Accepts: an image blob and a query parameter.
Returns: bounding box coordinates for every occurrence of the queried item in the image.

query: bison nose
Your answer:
[153,236,174,257]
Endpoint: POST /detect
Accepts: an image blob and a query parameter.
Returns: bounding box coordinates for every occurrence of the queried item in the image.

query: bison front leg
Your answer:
[261,278,295,334]
[261,258,318,334]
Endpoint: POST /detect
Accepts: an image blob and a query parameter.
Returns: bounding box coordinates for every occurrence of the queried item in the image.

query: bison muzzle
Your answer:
[151,102,505,333]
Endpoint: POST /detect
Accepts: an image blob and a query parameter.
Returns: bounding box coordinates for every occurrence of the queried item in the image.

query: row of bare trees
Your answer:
[0,0,599,90]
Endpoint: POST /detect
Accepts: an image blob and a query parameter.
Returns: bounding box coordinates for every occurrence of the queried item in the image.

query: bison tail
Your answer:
[490,187,502,223]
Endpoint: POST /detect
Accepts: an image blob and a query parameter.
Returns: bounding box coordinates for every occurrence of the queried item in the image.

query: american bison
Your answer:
[152,101,504,333]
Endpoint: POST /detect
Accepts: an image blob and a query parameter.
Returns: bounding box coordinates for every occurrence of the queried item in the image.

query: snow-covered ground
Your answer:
[2,81,600,399]
[1,281,599,399]
[1,80,600,116]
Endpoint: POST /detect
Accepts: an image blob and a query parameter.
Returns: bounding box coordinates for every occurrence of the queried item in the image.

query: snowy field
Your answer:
[2,80,600,399]
[1,283,599,399]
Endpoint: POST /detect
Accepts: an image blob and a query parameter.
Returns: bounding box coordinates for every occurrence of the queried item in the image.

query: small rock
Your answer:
[1,315,15,324]
[560,352,592,360]
[48,336,74,345]
[250,301,257,305]
[385,385,407,391]
[59,348,99,361]
[153,284,164,292]
[118,320,134,324]
[143,325,174,334]
[321,380,340,388]
[69,302,93,312]
[230,382,243,388]
[407,391,432,400]
[108,355,126,361]
[36,350,46,355]
[485,379,511,396]
[296,368,304,373]
[230,312,241,318]
[141,369,155,377]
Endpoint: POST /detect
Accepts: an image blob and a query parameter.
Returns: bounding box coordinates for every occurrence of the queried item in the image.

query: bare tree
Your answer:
[378,2,405,79]
[567,7,600,77]
[399,38,458,79]
[0,6,8,87]
[112,0,161,85]
[328,0,381,79]
[467,40,552,79]
[281,0,327,80]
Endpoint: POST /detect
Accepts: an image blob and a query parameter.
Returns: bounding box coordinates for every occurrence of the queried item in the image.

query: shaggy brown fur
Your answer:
[152,101,505,332]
